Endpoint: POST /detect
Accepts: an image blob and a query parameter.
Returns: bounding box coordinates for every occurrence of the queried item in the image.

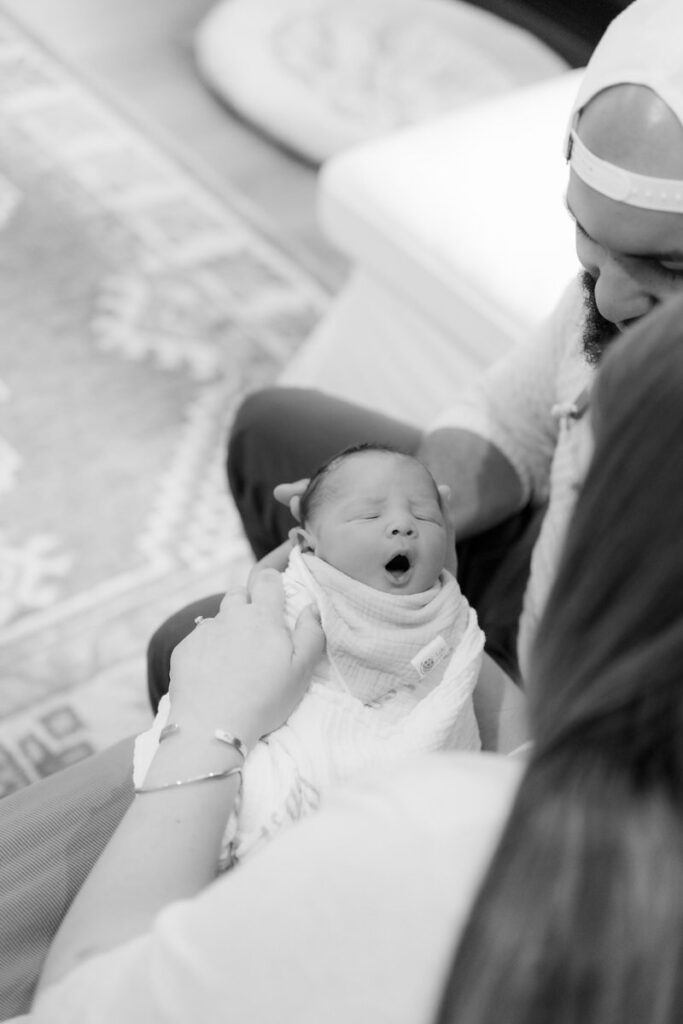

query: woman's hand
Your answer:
[35,572,324,995]
[247,537,294,592]
[169,570,325,748]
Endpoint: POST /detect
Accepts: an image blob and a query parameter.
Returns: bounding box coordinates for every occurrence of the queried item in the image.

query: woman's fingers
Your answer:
[169,577,324,745]
[216,585,248,615]
[246,539,293,595]
[290,605,325,680]
[216,587,247,615]
[215,571,286,628]
[248,568,286,620]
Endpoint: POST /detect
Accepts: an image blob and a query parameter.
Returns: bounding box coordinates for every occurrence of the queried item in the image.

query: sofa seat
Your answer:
[282,69,585,426]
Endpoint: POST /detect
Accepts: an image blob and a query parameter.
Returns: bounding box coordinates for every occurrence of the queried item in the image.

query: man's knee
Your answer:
[228,388,280,488]
[227,385,423,557]
[229,387,282,447]
[227,389,299,556]
[146,616,178,712]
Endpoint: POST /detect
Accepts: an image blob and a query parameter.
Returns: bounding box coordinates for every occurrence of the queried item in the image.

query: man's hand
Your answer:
[436,482,458,575]
[418,428,524,540]
[273,478,309,523]
[247,477,311,592]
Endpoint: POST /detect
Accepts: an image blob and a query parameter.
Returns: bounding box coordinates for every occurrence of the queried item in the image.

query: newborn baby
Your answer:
[137,444,484,864]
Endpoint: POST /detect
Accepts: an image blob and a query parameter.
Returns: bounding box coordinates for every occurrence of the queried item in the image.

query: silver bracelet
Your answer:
[214,729,249,762]
[160,722,249,763]
[135,765,242,794]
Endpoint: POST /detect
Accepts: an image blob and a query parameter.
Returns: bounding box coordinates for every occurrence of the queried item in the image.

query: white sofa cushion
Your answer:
[317,69,584,362]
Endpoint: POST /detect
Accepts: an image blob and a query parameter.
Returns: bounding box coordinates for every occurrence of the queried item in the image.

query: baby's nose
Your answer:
[389,520,415,536]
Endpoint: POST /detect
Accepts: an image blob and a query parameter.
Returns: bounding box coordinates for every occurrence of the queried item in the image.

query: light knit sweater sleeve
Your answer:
[428,279,584,505]
[31,754,521,1024]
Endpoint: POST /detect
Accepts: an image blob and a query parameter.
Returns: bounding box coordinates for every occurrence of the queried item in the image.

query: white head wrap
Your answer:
[565,0,683,211]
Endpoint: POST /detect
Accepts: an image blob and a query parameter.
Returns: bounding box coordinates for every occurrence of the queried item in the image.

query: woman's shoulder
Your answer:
[30,753,523,1024]
[325,751,523,850]
[390,750,522,815]
[363,749,522,798]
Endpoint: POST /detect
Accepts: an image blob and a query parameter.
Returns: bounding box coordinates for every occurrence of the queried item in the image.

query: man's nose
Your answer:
[593,261,656,326]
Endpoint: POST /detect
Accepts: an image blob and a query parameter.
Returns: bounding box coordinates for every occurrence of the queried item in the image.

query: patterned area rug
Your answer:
[0,13,328,796]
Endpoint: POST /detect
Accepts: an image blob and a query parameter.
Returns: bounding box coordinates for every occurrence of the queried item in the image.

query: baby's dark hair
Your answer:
[298,443,442,526]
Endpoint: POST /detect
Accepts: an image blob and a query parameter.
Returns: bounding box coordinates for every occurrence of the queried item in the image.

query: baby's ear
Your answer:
[288,526,316,552]
[437,484,451,505]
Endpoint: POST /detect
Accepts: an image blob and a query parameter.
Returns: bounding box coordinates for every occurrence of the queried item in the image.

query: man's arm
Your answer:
[473,654,529,753]
[420,282,582,541]
[417,427,525,541]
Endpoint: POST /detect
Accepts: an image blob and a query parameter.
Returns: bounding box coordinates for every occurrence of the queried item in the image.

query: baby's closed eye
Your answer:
[413,508,444,524]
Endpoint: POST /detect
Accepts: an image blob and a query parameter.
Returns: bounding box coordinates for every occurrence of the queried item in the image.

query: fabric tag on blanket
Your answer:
[411,634,450,678]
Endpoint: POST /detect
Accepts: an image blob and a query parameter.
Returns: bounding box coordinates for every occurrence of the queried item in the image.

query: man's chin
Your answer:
[583,328,619,366]
[579,271,619,366]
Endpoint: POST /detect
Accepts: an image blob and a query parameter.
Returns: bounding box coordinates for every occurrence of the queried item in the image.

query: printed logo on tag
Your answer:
[411,635,450,678]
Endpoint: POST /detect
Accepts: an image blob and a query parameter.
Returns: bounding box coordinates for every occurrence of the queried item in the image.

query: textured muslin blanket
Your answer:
[135,550,483,862]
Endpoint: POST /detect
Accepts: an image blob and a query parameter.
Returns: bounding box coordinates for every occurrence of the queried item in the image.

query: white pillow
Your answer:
[194,0,568,164]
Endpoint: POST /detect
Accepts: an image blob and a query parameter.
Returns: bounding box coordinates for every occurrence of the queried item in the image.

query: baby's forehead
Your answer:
[327,450,437,496]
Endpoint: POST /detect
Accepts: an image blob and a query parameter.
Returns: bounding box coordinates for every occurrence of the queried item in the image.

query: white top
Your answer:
[31,753,522,1024]
[430,277,595,678]
[135,550,483,863]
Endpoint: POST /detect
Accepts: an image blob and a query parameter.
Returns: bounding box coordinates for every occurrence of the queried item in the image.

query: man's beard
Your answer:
[580,271,620,366]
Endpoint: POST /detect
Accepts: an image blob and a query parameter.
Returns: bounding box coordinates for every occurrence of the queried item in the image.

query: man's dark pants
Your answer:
[147,387,544,709]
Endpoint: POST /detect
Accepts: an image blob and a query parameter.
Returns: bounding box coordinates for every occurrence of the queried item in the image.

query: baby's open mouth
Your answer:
[385,552,412,580]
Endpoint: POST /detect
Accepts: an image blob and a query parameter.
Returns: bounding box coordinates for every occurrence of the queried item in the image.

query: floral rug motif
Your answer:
[0,13,328,796]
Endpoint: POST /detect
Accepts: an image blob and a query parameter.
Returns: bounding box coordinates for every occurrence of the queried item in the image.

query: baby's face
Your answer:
[305,452,448,594]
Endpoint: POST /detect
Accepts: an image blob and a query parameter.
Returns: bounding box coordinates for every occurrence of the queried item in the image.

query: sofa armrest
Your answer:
[317,69,584,351]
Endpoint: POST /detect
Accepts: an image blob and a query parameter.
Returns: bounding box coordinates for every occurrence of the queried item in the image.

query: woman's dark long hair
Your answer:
[437,294,683,1024]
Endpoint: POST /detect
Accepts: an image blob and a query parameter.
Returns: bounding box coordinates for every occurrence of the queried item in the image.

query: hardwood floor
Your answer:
[0,0,348,291]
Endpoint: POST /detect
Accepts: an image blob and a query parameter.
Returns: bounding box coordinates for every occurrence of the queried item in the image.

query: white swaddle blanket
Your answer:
[135,549,483,863]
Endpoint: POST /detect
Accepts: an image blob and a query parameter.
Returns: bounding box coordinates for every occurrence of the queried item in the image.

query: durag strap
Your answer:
[564,0,683,211]
[567,129,683,213]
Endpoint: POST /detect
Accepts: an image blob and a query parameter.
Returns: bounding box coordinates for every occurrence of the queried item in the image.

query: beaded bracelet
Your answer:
[159,722,249,762]
[135,765,242,794]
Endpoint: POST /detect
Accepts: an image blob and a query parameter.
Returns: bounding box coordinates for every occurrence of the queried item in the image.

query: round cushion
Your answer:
[194,0,569,164]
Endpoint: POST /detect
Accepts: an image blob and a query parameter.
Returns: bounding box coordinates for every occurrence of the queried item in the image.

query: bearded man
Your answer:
[148,0,683,709]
